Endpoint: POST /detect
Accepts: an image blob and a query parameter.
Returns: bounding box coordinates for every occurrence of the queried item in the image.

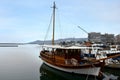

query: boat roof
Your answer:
[41,45,102,49]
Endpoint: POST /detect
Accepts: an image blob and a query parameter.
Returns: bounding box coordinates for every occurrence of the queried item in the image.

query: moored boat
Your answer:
[39,2,120,77]
[40,45,105,76]
[39,2,105,76]
[96,45,120,65]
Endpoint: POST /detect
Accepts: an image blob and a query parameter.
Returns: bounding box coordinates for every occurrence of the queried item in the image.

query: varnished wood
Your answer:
[40,52,104,69]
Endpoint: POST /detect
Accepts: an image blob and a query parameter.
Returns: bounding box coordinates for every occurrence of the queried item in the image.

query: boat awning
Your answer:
[41,45,102,49]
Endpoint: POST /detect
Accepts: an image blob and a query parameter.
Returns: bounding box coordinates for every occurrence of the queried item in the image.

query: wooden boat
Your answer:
[40,44,105,76]
[39,2,120,76]
[40,63,101,80]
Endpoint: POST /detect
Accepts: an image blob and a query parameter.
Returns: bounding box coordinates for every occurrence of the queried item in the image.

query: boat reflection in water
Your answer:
[40,63,102,80]
[103,67,120,80]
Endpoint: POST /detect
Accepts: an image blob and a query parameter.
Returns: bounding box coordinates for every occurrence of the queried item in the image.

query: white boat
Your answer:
[96,46,120,65]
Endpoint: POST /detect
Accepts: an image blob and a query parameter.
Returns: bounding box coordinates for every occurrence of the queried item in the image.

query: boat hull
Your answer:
[43,61,100,76]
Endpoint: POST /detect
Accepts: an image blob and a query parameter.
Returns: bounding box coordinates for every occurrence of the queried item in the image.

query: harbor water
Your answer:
[0,44,119,80]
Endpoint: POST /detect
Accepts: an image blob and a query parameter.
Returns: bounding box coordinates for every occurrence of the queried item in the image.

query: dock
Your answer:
[105,64,120,69]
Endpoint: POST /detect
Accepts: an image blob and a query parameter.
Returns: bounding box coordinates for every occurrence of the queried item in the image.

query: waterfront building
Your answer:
[115,34,120,44]
[88,32,114,44]
[103,33,114,44]
[88,32,101,43]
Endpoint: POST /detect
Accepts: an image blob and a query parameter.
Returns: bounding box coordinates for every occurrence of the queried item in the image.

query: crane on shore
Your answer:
[77,26,90,42]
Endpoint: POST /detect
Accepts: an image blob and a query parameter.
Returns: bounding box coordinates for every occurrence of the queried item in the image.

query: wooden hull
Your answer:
[40,54,103,76]
[43,61,100,76]
[40,48,105,76]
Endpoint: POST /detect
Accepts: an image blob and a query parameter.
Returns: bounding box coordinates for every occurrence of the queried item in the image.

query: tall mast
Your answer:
[52,2,56,45]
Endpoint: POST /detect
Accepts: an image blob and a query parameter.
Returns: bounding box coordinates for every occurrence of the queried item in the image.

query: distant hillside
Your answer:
[29,38,88,44]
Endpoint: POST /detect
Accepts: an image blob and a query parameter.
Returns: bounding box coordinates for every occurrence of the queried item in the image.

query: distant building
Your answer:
[103,33,114,44]
[115,34,120,44]
[88,32,114,44]
[88,32,101,43]
[101,34,106,44]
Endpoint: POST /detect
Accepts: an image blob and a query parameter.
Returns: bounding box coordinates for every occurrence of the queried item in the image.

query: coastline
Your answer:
[0,43,24,47]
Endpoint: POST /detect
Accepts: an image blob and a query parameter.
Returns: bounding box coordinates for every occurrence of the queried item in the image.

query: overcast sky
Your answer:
[0,0,120,43]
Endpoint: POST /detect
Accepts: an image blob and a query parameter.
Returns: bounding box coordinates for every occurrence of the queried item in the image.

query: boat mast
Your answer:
[52,2,56,45]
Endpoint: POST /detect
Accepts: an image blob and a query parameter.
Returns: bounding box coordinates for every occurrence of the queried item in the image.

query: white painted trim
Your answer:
[44,61,100,76]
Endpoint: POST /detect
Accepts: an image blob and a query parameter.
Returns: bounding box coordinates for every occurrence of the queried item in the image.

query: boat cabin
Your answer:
[40,45,102,66]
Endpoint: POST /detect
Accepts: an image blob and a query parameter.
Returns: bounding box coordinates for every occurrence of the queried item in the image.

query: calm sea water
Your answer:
[0,44,119,80]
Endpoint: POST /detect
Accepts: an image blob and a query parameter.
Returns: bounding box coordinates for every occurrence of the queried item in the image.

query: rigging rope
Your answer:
[43,8,63,45]
[57,9,63,44]
[43,12,53,45]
